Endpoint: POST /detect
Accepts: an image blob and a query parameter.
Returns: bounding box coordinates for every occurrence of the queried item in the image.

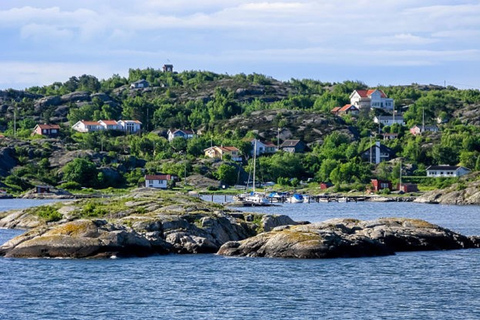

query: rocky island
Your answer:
[0,189,479,259]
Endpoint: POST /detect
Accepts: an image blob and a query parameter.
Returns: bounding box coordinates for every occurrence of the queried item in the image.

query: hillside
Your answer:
[0,69,480,194]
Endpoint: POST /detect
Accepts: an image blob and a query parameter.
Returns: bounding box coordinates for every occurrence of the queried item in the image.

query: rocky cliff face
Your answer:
[415,180,480,205]
[218,218,480,259]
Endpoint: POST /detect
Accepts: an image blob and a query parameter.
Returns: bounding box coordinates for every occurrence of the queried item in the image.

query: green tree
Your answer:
[62,158,99,187]
[215,164,238,185]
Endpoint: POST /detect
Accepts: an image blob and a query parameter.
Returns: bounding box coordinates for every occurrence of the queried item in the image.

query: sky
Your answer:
[1,0,480,90]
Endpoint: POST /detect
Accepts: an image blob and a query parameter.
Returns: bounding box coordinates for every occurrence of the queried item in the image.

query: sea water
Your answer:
[1,199,479,320]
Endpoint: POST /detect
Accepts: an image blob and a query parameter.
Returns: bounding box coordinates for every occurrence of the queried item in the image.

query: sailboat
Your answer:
[234,139,270,205]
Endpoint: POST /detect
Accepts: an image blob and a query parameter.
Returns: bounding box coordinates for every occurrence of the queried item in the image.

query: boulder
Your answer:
[218,218,480,259]
[91,92,114,103]
[0,219,169,258]
[60,91,91,103]
[34,96,61,109]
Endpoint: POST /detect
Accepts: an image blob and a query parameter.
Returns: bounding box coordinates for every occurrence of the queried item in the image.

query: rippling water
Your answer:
[1,199,480,319]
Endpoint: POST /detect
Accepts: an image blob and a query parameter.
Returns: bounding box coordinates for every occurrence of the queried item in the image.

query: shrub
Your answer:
[58,181,81,190]
[36,206,63,222]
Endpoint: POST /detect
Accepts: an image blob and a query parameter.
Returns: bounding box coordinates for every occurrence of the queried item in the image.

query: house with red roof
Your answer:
[72,120,103,133]
[98,120,122,131]
[32,124,60,137]
[350,89,394,110]
[331,104,359,116]
[144,174,177,189]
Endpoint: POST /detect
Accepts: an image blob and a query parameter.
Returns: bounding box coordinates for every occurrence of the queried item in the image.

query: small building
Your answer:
[426,165,471,178]
[32,124,60,137]
[163,64,174,72]
[35,185,52,194]
[144,174,176,189]
[246,139,277,156]
[409,125,439,136]
[398,183,419,193]
[263,141,278,154]
[360,141,395,164]
[371,179,392,192]
[72,120,103,133]
[130,79,149,89]
[279,140,306,153]
[204,146,242,162]
[374,115,405,126]
[332,104,359,116]
[167,129,195,142]
[319,182,333,190]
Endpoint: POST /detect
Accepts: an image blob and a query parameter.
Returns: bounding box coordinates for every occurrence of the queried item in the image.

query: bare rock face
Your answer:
[60,91,91,103]
[0,220,167,258]
[415,181,480,205]
[218,218,480,259]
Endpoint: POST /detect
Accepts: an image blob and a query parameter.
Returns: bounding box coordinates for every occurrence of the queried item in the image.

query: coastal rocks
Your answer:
[0,219,167,258]
[218,218,480,259]
[415,181,480,205]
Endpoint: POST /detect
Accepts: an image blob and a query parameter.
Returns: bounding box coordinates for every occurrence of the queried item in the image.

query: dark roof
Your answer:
[280,140,302,147]
[361,143,394,155]
[426,165,466,171]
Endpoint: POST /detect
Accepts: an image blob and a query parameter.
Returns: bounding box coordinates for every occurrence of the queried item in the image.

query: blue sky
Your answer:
[1,0,479,90]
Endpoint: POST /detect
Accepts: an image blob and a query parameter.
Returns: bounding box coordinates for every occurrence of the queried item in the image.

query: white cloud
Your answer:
[0,61,116,89]
[1,1,480,88]
[366,34,438,46]
[20,23,74,41]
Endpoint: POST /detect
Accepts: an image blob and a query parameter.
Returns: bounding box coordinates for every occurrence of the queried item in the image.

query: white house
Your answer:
[98,120,121,131]
[374,115,405,126]
[248,139,277,156]
[350,89,394,110]
[410,125,439,136]
[118,120,142,133]
[426,165,471,178]
[130,79,149,89]
[167,129,195,142]
[72,120,103,133]
[144,174,176,189]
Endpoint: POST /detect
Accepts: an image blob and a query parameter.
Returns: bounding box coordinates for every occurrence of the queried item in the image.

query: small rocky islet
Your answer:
[0,188,479,259]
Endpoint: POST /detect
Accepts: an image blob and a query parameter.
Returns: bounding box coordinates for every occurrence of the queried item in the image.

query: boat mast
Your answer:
[252,139,257,192]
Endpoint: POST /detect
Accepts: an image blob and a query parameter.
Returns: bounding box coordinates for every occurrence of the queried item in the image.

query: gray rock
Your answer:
[218,218,480,259]
[34,96,61,109]
[91,92,111,102]
[0,219,166,258]
[415,181,480,205]
[60,91,91,103]
[261,214,298,231]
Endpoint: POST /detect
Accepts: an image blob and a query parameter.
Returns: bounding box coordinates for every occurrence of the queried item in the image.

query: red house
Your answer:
[398,183,419,193]
[32,124,60,137]
[371,179,392,192]
[319,182,333,190]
